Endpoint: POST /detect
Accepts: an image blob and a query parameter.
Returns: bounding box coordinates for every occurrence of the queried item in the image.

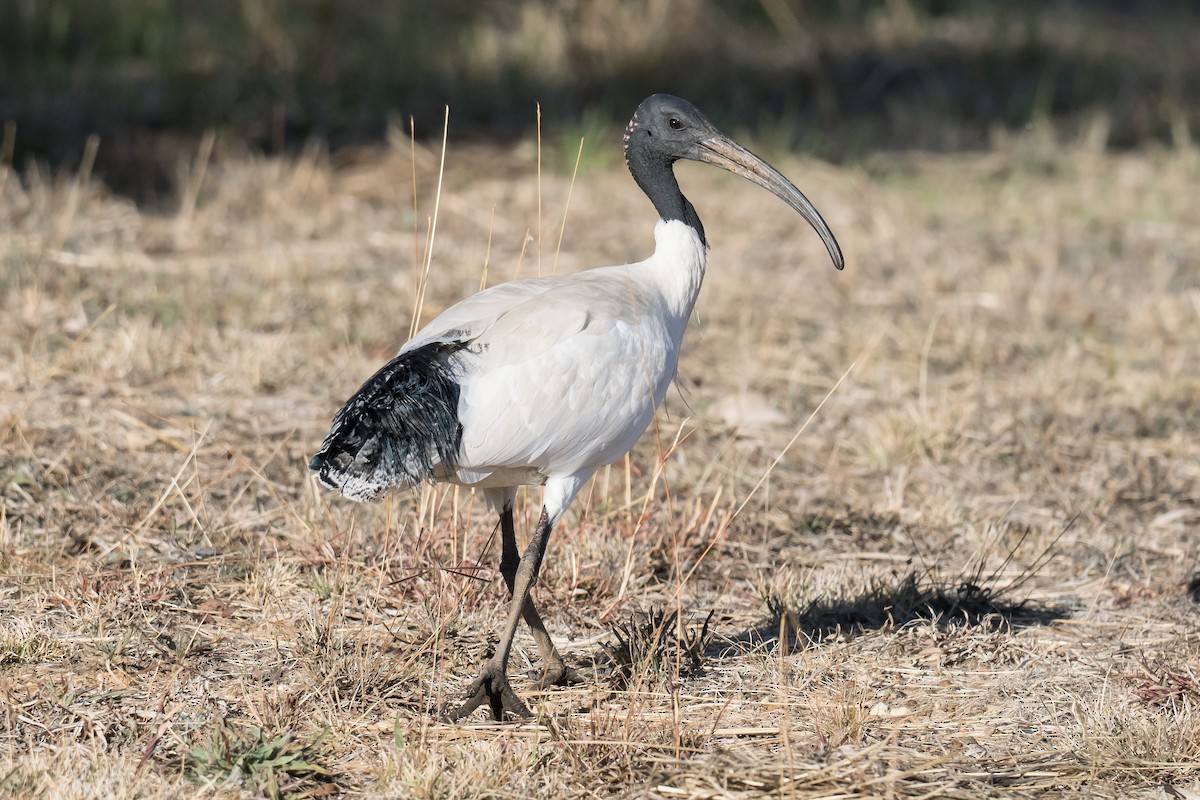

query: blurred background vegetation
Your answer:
[1,0,1197,203]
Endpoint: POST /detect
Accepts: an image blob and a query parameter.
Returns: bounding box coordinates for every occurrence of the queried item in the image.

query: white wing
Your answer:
[448,266,679,485]
[402,276,565,352]
[393,221,705,489]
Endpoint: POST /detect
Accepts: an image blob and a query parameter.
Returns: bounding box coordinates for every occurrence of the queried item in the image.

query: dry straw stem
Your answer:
[1,116,1199,799]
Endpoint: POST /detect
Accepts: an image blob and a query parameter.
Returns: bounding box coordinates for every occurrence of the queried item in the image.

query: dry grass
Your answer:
[1,118,1198,798]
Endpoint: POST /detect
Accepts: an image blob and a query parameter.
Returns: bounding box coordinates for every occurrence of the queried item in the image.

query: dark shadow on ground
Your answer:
[2,1,1199,205]
[577,566,1071,685]
[725,568,1071,656]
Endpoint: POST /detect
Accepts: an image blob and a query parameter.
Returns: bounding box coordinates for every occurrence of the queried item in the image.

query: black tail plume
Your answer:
[310,342,464,502]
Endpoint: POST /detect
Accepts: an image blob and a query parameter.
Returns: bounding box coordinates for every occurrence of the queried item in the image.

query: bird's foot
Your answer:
[534,659,582,690]
[446,662,531,722]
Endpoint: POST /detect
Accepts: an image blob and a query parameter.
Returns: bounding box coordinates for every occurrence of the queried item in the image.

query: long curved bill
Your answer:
[695,135,844,271]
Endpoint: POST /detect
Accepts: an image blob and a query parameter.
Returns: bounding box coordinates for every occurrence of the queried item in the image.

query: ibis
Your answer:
[310,94,844,721]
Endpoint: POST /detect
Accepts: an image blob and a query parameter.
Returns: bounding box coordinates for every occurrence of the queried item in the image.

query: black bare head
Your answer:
[624,93,844,269]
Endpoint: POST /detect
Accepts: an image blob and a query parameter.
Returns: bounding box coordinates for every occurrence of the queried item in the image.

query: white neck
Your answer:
[642,219,707,333]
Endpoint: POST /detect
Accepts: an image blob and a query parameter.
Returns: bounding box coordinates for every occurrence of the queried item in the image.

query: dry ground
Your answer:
[1,122,1198,798]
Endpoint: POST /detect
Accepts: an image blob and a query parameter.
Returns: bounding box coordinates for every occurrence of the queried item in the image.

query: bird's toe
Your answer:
[446,664,532,722]
[534,660,582,690]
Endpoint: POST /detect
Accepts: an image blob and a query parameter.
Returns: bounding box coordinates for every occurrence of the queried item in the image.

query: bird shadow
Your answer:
[581,552,1072,683]
[720,566,1071,658]
[714,515,1078,659]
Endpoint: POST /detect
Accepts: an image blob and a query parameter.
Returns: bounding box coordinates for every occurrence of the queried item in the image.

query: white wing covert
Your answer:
[447,268,678,485]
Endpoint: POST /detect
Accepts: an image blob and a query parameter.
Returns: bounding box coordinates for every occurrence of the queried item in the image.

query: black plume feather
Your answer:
[310,341,465,501]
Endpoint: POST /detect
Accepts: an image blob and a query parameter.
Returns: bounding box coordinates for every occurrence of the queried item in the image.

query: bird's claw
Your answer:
[446,663,531,722]
[534,660,582,690]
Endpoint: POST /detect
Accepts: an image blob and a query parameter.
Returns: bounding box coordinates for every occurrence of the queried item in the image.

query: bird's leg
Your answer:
[498,506,579,689]
[448,507,554,721]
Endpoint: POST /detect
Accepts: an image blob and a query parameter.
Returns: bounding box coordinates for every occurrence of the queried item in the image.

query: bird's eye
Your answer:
[668,117,682,130]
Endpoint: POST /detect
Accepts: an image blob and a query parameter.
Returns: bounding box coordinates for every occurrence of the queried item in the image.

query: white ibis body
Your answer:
[310,94,844,720]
